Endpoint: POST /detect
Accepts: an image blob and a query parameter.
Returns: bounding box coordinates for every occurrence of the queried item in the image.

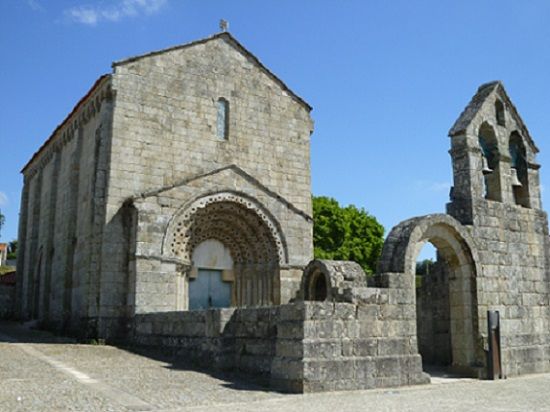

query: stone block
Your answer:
[303,339,341,359]
[303,359,355,381]
[378,338,408,356]
[388,289,415,305]
[359,319,386,338]
[353,338,378,357]
[375,356,401,378]
[276,339,303,358]
[278,303,306,322]
[333,302,356,320]
[277,321,304,339]
[271,358,304,380]
[357,304,380,320]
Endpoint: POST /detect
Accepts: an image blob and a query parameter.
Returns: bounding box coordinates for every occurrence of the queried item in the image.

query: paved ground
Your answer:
[1,321,549,412]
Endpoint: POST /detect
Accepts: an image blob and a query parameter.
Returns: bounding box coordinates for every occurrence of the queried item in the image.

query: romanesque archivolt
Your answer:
[164,191,287,265]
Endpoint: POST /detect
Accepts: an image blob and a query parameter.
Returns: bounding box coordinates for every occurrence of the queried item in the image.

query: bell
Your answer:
[511,168,522,187]
[482,157,493,175]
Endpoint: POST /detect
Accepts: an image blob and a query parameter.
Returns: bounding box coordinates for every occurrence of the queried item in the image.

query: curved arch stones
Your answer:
[301,259,368,302]
[162,191,289,265]
[378,213,480,278]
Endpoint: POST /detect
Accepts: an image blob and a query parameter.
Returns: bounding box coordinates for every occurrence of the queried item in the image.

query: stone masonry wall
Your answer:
[132,299,428,393]
[452,200,550,376]
[133,307,279,383]
[17,78,112,337]
[109,35,313,215]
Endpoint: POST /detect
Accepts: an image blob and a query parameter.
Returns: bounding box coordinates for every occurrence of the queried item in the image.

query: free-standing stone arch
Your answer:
[378,214,482,374]
[164,192,287,307]
[301,259,368,302]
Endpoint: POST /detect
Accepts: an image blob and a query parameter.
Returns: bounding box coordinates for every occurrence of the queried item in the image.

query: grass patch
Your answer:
[0,265,16,276]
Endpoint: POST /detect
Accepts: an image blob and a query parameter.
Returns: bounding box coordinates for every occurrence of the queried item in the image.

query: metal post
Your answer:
[487,310,503,379]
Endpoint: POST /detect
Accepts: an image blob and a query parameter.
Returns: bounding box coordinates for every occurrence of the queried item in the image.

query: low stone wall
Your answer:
[133,306,279,381]
[132,298,428,392]
[289,296,428,392]
[0,285,15,319]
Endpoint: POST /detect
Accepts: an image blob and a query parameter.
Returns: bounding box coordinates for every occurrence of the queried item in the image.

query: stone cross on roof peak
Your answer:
[219,19,229,32]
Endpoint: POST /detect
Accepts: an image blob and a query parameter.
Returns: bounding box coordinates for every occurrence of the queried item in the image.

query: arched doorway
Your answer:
[415,243,453,367]
[379,214,481,376]
[165,192,286,308]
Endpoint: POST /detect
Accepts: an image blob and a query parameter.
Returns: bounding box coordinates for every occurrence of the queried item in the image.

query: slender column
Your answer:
[63,127,84,328]
[27,171,43,319]
[87,96,113,334]
[42,149,61,323]
[15,179,30,319]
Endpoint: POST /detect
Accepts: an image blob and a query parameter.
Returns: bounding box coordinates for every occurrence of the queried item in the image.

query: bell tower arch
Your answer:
[447,81,542,224]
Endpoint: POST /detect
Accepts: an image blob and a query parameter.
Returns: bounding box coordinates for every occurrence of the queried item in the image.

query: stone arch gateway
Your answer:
[378,214,482,374]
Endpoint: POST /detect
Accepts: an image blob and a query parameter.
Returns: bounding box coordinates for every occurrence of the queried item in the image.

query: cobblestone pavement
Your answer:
[1,321,549,412]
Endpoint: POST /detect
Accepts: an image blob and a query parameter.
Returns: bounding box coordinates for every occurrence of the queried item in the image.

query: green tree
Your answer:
[7,240,17,260]
[312,196,384,274]
[415,258,434,288]
[415,259,434,276]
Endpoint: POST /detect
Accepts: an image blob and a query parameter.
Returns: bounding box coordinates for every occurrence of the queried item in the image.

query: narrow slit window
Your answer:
[217,98,229,140]
[495,99,505,126]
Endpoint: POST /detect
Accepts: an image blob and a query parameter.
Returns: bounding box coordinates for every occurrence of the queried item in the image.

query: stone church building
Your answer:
[16,32,313,337]
[15,32,550,391]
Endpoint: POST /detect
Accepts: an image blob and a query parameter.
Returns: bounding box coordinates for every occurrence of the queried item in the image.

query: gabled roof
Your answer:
[449,81,538,153]
[112,31,312,112]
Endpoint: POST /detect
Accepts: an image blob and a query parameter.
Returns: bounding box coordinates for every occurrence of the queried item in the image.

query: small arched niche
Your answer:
[306,270,329,301]
[509,132,530,208]
[478,122,501,201]
[495,99,506,127]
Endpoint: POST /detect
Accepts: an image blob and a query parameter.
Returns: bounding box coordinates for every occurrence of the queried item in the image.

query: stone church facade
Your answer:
[16,32,313,338]
[15,32,550,392]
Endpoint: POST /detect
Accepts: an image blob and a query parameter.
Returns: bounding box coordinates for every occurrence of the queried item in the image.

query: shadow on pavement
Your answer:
[0,320,275,394]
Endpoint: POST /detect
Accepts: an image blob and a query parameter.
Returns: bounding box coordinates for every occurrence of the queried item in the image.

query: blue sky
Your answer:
[1,1,550,261]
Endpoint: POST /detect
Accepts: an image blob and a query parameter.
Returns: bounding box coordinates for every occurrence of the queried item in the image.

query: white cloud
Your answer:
[428,181,451,192]
[0,192,8,206]
[26,0,45,12]
[65,0,167,26]
[414,180,451,193]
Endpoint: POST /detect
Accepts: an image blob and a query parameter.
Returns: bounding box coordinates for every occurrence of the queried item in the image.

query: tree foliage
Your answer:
[415,259,434,276]
[7,240,17,260]
[312,196,384,274]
